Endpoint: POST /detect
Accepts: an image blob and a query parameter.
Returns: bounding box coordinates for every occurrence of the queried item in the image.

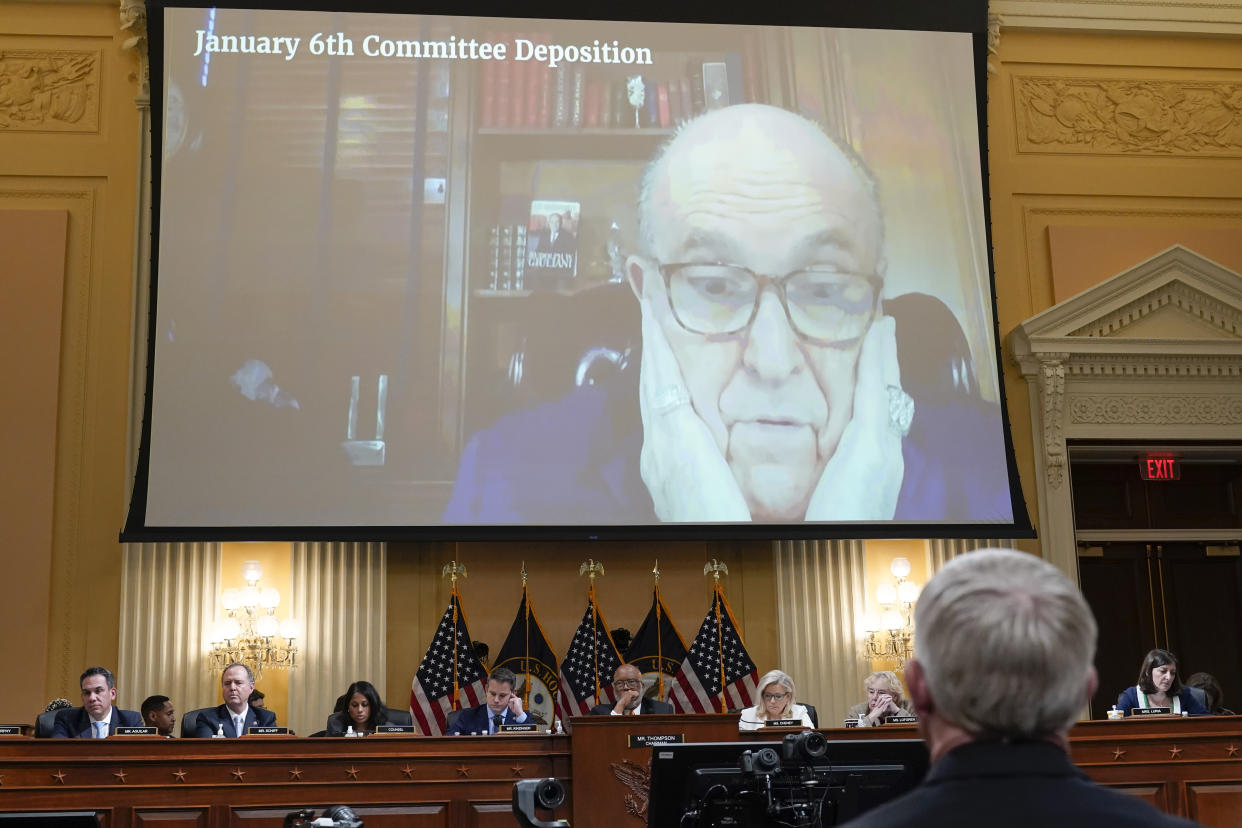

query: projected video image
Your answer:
[145,7,1015,530]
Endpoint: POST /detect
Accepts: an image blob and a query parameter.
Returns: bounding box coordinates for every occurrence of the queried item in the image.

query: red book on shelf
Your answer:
[509,32,526,128]
[667,76,682,125]
[677,75,692,124]
[657,82,671,127]
[687,58,705,116]
[599,77,613,129]
[479,30,497,128]
[495,33,511,128]
[539,60,554,127]
[525,34,543,128]
[584,78,601,127]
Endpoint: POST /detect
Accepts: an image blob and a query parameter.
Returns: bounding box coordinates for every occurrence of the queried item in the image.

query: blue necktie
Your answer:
[94,721,106,739]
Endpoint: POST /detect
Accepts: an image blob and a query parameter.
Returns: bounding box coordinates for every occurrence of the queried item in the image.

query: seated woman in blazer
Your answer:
[1116,649,1208,716]
[326,680,390,735]
[738,669,814,730]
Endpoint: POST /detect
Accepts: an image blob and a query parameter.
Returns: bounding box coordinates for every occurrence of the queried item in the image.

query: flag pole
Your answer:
[580,559,605,700]
[653,560,664,699]
[705,559,729,714]
[443,559,468,711]
[521,561,530,708]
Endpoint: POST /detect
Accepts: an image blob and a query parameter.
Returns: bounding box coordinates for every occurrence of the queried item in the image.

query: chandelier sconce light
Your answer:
[207,560,299,680]
[861,556,920,669]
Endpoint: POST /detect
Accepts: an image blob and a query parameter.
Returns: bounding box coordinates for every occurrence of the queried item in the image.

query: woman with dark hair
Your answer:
[327,680,389,735]
[1116,649,1208,716]
[1185,672,1234,715]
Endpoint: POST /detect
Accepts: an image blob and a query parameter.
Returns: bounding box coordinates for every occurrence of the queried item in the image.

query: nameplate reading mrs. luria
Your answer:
[247,726,290,735]
[764,719,803,727]
[374,725,415,734]
[629,734,685,748]
[1132,707,1173,717]
[0,725,24,736]
[498,723,538,733]
[115,726,158,735]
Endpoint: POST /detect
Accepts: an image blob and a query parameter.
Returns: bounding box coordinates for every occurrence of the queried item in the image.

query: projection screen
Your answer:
[124,0,1033,540]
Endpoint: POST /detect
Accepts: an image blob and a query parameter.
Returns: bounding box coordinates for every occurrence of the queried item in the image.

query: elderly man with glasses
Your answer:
[444,103,1010,525]
[590,664,674,716]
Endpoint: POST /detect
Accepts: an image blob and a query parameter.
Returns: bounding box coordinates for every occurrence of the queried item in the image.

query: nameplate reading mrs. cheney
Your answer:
[247,726,290,735]
[628,734,684,748]
[764,719,803,727]
[0,726,24,736]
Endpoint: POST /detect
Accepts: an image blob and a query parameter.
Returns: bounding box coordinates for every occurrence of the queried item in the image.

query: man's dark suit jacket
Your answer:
[191,703,277,737]
[50,706,143,738]
[840,740,1200,827]
[589,698,674,716]
[446,704,528,735]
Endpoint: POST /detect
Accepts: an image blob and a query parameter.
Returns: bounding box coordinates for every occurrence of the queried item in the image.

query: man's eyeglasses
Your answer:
[613,679,644,690]
[762,692,790,702]
[658,262,882,349]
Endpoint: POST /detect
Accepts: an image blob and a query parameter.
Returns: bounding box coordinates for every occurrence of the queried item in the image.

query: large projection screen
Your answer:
[124,0,1033,540]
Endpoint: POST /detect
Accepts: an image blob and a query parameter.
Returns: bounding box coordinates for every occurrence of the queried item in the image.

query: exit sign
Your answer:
[1139,454,1180,481]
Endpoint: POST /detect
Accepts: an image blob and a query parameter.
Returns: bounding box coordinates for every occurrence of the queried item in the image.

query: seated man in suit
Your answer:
[192,662,277,737]
[446,667,530,735]
[51,666,143,738]
[141,694,176,737]
[591,663,674,716]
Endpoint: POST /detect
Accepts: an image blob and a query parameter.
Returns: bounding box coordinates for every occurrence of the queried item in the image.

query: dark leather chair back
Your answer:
[180,707,212,738]
[384,707,413,726]
[34,710,58,738]
[802,704,818,728]
[444,708,464,733]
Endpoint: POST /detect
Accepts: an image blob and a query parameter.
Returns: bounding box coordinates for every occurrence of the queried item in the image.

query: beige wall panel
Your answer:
[384,541,777,711]
[0,207,67,722]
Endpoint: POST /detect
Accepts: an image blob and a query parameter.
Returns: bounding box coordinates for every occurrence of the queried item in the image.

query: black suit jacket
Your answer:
[50,706,143,738]
[839,740,1201,827]
[445,703,528,735]
[589,698,674,716]
[192,703,277,737]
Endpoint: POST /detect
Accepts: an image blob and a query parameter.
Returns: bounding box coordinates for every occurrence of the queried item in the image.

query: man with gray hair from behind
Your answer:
[842,548,1201,827]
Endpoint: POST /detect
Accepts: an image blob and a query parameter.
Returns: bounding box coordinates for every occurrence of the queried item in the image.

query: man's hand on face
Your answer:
[507,693,524,720]
[805,316,906,521]
[614,687,641,714]
[637,297,751,522]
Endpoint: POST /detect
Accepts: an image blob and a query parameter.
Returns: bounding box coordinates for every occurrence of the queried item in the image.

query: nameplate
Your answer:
[498,723,538,733]
[374,725,415,734]
[764,719,803,727]
[1131,707,1172,717]
[115,726,157,736]
[629,733,684,748]
[247,726,289,735]
[884,715,918,724]
[0,725,24,736]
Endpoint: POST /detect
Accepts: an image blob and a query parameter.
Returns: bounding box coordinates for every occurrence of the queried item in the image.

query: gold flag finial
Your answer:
[703,559,728,583]
[520,561,528,587]
[442,560,467,586]
[579,558,605,584]
[652,559,661,584]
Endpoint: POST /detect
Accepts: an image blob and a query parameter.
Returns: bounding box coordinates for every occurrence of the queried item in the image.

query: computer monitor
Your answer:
[647,737,928,827]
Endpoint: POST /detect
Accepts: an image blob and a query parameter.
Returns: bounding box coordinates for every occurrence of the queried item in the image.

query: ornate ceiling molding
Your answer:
[990,0,1242,36]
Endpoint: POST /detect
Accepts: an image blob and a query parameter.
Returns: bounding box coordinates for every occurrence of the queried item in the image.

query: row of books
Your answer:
[477,33,764,130]
[484,201,581,292]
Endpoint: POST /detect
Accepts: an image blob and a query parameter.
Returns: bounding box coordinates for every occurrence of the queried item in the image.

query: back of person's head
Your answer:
[44,697,74,713]
[1184,672,1222,712]
[914,548,1097,740]
[141,694,170,718]
[488,667,517,689]
[1137,648,1183,695]
[248,689,265,705]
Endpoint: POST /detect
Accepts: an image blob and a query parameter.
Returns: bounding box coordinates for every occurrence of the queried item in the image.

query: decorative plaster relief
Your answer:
[1038,354,1069,488]
[1070,280,1242,338]
[0,49,100,132]
[1014,76,1242,156]
[1070,394,1242,424]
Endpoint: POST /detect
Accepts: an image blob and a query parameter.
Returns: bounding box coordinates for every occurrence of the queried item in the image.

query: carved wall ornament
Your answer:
[1068,279,1242,339]
[1037,354,1069,489]
[120,0,150,104]
[987,14,1002,77]
[1065,354,1242,378]
[1014,76,1242,156]
[0,50,100,131]
[1070,394,1242,425]
[610,759,650,821]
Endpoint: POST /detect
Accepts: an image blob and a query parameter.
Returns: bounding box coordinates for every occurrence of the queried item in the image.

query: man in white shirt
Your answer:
[192,662,277,737]
[50,666,143,738]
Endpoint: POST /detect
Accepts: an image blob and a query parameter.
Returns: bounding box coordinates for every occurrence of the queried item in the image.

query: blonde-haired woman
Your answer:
[847,670,916,726]
[738,669,814,730]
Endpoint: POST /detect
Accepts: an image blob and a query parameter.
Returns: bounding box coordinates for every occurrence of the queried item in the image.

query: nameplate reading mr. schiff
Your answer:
[1131,707,1173,717]
[374,724,415,734]
[498,723,538,733]
[115,726,158,736]
[247,726,290,735]
[629,734,685,748]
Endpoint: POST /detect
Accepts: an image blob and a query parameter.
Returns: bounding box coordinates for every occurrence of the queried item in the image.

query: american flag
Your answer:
[409,592,488,736]
[557,593,623,717]
[668,585,759,714]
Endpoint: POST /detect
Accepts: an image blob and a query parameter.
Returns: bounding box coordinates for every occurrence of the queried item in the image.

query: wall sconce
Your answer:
[861,557,920,668]
[207,560,298,680]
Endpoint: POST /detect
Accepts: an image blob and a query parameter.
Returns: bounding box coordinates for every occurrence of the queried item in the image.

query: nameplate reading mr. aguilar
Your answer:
[1131,707,1173,717]
[629,734,685,748]
[375,724,416,734]
[115,726,158,736]
[498,723,539,733]
[247,726,290,735]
